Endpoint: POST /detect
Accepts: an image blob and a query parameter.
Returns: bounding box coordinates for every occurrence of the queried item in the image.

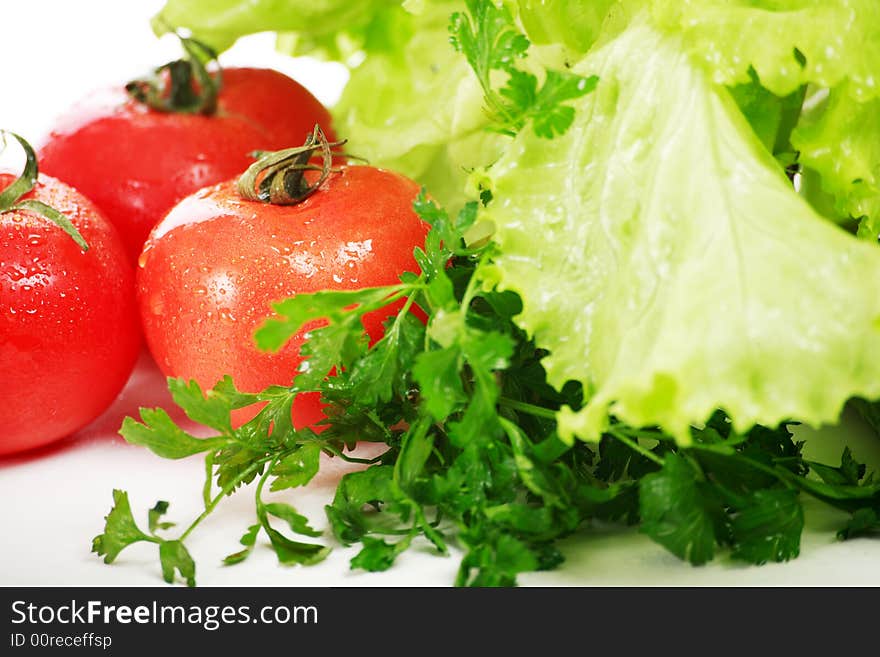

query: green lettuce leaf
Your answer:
[651,0,880,101]
[727,72,805,158]
[792,85,880,239]
[647,1,880,237]
[483,17,880,443]
[509,0,620,57]
[153,0,396,59]
[332,2,505,209]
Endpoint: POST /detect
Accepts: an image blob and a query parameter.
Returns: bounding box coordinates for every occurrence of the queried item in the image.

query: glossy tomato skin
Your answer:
[218,68,335,146]
[138,165,428,429]
[38,67,335,263]
[0,173,141,456]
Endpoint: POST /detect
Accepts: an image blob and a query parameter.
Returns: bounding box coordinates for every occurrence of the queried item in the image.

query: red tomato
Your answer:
[0,173,141,456]
[37,67,335,263]
[137,165,428,429]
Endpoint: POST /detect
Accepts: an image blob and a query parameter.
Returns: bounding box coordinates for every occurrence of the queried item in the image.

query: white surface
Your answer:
[1,1,879,588]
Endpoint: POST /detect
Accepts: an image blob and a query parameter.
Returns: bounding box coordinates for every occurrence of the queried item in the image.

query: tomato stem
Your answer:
[0,130,88,251]
[236,125,347,205]
[125,29,221,115]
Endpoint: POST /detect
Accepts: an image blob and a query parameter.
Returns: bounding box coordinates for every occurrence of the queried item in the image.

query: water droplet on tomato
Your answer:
[149,294,165,315]
[27,234,42,246]
[194,286,207,296]
[5,265,26,282]
[138,244,152,268]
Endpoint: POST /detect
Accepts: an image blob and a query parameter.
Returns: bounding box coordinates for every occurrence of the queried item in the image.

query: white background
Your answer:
[1,1,879,587]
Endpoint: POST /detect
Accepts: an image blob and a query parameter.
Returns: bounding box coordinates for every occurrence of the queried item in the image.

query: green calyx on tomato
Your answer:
[0,131,88,251]
[236,124,348,205]
[125,29,221,115]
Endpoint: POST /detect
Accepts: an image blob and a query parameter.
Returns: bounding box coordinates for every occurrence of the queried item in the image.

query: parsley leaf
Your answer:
[639,454,720,565]
[346,312,425,407]
[350,535,413,573]
[159,540,197,587]
[729,489,803,565]
[92,490,157,563]
[223,524,261,566]
[449,0,597,138]
[270,442,322,492]
[837,508,880,540]
[120,409,225,459]
[263,502,322,538]
[412,347,466,420]
[168,377,248,433]
[148,501,175,533]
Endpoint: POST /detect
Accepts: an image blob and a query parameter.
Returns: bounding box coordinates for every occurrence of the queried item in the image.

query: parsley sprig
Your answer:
[449,0,597,138]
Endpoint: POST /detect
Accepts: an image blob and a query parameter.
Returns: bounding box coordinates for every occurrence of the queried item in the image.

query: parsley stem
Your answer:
[202,451,215,509]
[397,278,423,318]
[381,275,426,357]
[607,429,665,466]
[254,456,277,519]
[687,444,799,491]
[460,252,488,311]
[614,426,674,442]
[323,443,385,464]
[179,457,270,542]
[498,397,557,420]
